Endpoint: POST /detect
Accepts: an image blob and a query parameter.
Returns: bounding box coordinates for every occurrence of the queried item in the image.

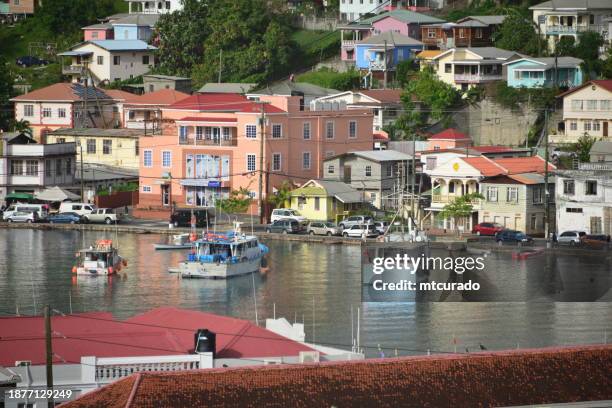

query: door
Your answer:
[343,166,352,183]
[161,185,170,206]
[212,127,220,145]
[604,122,608,137]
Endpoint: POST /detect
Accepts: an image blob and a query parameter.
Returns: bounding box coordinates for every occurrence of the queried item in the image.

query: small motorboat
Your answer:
[73,240,126,276]
[154,233,195,250]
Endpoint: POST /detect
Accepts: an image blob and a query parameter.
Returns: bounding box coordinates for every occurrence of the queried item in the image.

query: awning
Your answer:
[35,186,81,202]
[57,51,93,57]
[180,179,223,187]
[5,193,34,200]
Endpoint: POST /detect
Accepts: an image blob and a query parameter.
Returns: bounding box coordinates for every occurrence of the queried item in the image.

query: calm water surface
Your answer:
[1,229,611,356]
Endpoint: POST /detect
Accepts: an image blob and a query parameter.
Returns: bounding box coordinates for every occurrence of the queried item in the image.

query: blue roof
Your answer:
[90,40,156,51]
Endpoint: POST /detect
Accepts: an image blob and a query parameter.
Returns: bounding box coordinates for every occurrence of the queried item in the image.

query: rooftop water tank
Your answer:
[194,329,216,357]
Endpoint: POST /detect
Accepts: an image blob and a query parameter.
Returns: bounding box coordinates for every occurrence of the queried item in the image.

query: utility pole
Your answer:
[44,305,54,408]
[410,132,416,231]
[544,109,551,247]
[80,143,84,202]
[218,49,223,83]
[383,40,388,89]
[257,102,268,225]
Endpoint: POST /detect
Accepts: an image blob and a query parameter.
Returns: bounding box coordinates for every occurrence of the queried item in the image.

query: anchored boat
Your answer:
[177,232,269,279]
[154,233,195,250]
[72,240,126,276]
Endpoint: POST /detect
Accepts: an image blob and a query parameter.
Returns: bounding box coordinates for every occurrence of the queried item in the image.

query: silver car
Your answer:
[7,211,38,223]
[342,224,379,238]
[307,221,340,236]
[557,230,586,245]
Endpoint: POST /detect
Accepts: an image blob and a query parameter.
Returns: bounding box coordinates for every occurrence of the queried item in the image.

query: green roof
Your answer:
[360,9,445,25]
[5,193,34,200]
[290,186,327,197]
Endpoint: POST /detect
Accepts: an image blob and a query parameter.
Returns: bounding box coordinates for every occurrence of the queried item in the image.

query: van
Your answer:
[59,202,96,216]
[2,203,48,220]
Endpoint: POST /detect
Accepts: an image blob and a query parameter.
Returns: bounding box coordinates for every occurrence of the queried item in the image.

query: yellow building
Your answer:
[46,128,145,170]
[289,179,365,222]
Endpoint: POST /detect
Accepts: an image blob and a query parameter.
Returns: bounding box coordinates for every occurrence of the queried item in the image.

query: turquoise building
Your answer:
[505,57,583,89]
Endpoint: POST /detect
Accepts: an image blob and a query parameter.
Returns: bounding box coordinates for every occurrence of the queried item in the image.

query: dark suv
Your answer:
[495,230,533,243]
[171,209,213,227]
[266,219,301,234]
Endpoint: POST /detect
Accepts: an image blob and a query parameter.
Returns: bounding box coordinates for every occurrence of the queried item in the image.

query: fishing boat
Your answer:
[154,233,195,250]
[72,240,126,276]
[177,232,269,279]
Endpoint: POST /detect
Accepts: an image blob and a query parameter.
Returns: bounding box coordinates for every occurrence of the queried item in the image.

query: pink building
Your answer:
[136,93,373,218]
[82,23,114,41]
[427,128,471,151]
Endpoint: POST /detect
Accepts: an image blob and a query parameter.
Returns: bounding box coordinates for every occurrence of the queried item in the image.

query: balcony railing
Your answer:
[545,24,602,35]
[62,65,85,75]
[578,162,612,171]
[369,61,387,70]
[91,354,210,383]
[432,194,481,206]
[179,137,237,147]
[342,40,356,47]
[454,73,502,83]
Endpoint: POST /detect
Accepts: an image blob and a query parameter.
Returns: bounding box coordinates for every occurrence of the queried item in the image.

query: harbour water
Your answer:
[1,228,611,357]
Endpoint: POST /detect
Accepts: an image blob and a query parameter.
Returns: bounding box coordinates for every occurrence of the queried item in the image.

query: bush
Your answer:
[296,68,360,91]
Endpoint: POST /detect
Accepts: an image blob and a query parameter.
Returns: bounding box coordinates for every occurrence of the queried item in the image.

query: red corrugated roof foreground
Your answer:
[471,145,517,153]
[60,345,612,408]
[0,307,314,366]
[462,156,505,176]
[429,128,471,141]
[166,92,286,113]
[462,156,554,176]
[360,89,403,103]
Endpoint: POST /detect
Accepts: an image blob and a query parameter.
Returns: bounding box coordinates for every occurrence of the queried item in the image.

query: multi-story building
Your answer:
[322,150,414,209]
[421,16,506,50]
[136,92,374,217]
[555,164,612,235]
[121,88,190,131]
[9,83,117,141]
[530,0,612,53]
[310,89,403,132]
[430,47,521,91]
[0,0,38,23]
[0,132,76,202]
[111,14,160,41]
[58,40,157,85]
[82,22,114,41]
[552,79,612,144]
[125,0,183,14]
[46,128,145,170]
[505,57,583,89]
[426,128,471,151]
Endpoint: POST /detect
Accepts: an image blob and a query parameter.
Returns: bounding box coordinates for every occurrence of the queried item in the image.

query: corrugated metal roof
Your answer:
[198,83,257,94]
[111,13,160,27]
[590,141,612,155]
[357,31,423,46]
[350,150,414,162]
[250,81,339,97]
[50,128,144,138]
[364,9,446,24]
[530,0,612,10]
[466,47,518,59]
[458,15,506,25]
[314,180,363,203]
[90,40,156,51]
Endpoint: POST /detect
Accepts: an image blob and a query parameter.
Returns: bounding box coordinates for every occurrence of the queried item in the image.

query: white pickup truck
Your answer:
[82,208,119,224]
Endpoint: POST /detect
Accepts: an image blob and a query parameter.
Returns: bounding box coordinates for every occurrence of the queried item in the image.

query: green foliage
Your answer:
[291,30,340,70]
[296,68,360,91]
[439,192,485,233]
[573,32,605,79]
[106,76,144,90]
[444,0,501,22]
[494,82,557,111]
[0,57,14,131]
[96,182,138,196]
[555,36,576,57]
[603,51,612,79]
[267,181,292,208]
[216,187,253,214]
[394,58,418,87]
[573,134,597,163]
[495,11,544,56]
[37,0,125,35]
[11,119,32,136]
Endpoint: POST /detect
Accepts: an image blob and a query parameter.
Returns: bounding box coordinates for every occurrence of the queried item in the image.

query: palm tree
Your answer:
[12,119,32,136]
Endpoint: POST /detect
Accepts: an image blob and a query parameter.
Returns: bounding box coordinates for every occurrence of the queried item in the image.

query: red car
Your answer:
[472,222,504,236]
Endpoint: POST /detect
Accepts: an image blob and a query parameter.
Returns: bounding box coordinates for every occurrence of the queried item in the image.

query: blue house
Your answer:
[505,57,583,89]
[355,31,423,72]
[111,14,160,41]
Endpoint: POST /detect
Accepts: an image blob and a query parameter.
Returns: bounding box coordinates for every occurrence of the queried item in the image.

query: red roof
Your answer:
[462,156,505,176]
[360,89,403,103]
[373,130,389,140]
[556,79,612,98]
[0,307,314,366]
[61,345,612,408]
[493,156,555,174]
[471,145,516,153]
[10,83,112,102]
[104,89,140,103]
[126,89,190,106]
[429,128,470,141]
[177,117,238,123]
[166,93,286,113]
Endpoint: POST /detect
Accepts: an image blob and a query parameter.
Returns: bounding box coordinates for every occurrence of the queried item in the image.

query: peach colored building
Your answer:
[136,93,374,218]
[427,128,472,151]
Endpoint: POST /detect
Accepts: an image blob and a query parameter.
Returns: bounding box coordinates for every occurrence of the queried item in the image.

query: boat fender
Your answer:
[71,266,77,274]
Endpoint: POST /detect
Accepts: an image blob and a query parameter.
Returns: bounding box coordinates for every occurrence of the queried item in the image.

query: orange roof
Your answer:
[493,156,555,175]
[10,83,112,102]
[360,89,403,103]
[462,156,505,176]
[61,345,612,408]
[127,88,191,106]
[373,130,389,140]
[429,128,470,141]
[417,50,443,59]
[104,89,140,103]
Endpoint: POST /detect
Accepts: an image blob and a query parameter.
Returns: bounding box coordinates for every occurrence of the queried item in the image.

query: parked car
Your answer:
[83,208,119,224]
[495,230,533,243]
[16,56,49,67]
[266,219,301,234]
[171,208,213,228]
[47,212,82,224]
[557,231,587,246]
[551,148,577,161]
[6,211,39,223]
[374,221,390,235]
[59,202,96,216]
[472,222,504,236]
[270,209,308,226]
[307,221,340,236]
[580,234,610,249]
[2,203,48,220]
[342,224,379,238]
[338,215,374,230]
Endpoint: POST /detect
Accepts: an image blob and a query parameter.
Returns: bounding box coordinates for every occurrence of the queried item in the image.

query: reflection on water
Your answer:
[0,229,611,357]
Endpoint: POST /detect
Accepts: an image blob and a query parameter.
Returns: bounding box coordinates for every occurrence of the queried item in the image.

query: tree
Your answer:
[267,181,293,208]
[573,32,605,79]
[0,57,14,131]
[573,134,597,163]
[296,68,360,91]
[216,187,253,214]
[495,12,543,56]
[394,58,417,87]
[439,192,484,235]
[37,0,123,35]
[11,119,32,136]
[555,36,575,57]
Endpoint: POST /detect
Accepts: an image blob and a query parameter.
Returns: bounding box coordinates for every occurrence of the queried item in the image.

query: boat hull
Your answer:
[154,244,193,250]
[75,261,121,276]
[180,256,263,279]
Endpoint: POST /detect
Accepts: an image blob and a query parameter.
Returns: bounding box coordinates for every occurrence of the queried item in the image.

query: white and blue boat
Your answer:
[177,231,269,279]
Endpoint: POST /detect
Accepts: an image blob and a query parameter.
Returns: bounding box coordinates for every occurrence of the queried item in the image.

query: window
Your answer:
[474,28,482,38]
[427,28,436,38]
[45,159,51,176]
[486,186,498,202]
[179,126,188,141]
[563,179,574,195]
[570,121,577,131]
[56,159,62,176]
[58,108,66,118]
[365,165,372,177]
[302,152,311,169]
[601,100,611,110]
[162,151,171,168]
[444,63,452,73]
[66,158,72,174]
[272,124,282,139]
[196,126,204,140]
[245,124,257,139]
[584,121,592,132]
[593,121,601,132]
[223,127,230,140]
[113,55,120,65]
[10,160,23,175]
[247,154,256,172]
[86,139,96,154]
[585,180,597,195]
[97,55,104,65]
[303,122,311,139]
[458,28,465,38]
[506,187,518,203]
[102,139,112,155]
[142,185,152,193]
[386,165,392,177]
[514,70,520,80]
[566,208,583,213]
[328,165,335,174]
[532,186,543,204]
[142,55,150,65]
[314,197,320,211]
[24,104,34,117]
[325,121,334,139]
[370,192,377,203]
[349,121,357,138]
[586,100,597,110]
[571,100,583,111]
[143,150,152,167]
[42,107,52,118]
[426,157,437,170]
[272,153,281,171]
[135,139,139,156]
[530,214,537,230]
